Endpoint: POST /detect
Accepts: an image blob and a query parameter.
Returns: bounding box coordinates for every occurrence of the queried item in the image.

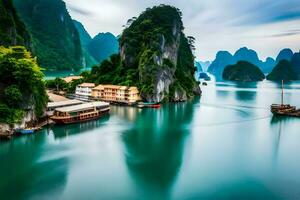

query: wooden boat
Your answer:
[137,102,161,109]
[271,80,300,117]
[51,102,110,124]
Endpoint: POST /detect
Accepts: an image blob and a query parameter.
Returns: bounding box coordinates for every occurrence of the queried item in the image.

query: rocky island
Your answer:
[222,61,265,82]
[267,60,298,81]
[87,5,201,102]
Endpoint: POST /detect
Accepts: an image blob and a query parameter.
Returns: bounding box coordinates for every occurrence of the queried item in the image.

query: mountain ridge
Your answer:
[13,0,83,71]
[208,47,298,80]
[88,32,119,64]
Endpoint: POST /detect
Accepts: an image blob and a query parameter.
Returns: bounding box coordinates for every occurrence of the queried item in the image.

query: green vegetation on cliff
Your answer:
[267,60,298,81]
[0,46,48,124]
[87,5,199,102]
[223,61,265,82]
[13,0,82,71]
[0,0,30,47]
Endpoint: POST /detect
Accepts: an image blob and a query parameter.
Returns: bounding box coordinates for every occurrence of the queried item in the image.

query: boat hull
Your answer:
[271,104,300,117]
[272,110,300,117]
[15,129,36,135]
[138,103,161,109]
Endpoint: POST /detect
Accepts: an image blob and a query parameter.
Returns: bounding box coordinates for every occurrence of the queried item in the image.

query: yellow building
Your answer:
[92,85,141,104]
[127,87,140,103]
[92,85,103,98]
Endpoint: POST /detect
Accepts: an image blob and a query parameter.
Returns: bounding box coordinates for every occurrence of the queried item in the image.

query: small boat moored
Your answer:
[14,128,39,135]
[137,102,161,109]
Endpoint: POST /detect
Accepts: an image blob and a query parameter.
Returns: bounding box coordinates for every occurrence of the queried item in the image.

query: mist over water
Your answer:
[1,80,300,199]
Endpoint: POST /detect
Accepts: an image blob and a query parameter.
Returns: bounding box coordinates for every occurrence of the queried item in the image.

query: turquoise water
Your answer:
[1,81,300,199]
[43,69,91,80]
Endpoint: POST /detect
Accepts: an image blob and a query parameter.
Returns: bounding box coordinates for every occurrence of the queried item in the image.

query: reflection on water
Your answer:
[0,133,68,199]
[235,90,257,101]
[111,106,141,122]
[270,115,299,165]
[49,115,110,139]
[44,69,91,80]
[120,101,197,199]
[1,80,300,199]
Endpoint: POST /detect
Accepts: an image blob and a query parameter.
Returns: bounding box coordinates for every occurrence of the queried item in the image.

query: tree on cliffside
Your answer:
[0,46,48,124]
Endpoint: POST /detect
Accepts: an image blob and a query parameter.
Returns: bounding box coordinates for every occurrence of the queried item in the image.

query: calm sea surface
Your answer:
[1,80,300,200]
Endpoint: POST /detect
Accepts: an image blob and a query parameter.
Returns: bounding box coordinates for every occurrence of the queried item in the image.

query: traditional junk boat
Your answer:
[51,102,110,124]
[271,80,300,117]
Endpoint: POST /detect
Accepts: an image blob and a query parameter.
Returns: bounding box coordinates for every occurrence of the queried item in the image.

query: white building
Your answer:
[75,83,95,101]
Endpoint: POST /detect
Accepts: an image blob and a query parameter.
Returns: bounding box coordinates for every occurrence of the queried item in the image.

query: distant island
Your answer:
[74,20,119,68]
[222,61,265,82]
[206,47,300,81]
[267,60,298,81]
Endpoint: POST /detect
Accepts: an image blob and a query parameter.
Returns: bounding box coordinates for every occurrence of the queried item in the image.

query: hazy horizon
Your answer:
[65,0,300,61]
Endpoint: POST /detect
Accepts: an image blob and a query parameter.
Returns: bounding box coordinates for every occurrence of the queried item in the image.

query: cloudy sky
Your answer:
[64,0,300,61]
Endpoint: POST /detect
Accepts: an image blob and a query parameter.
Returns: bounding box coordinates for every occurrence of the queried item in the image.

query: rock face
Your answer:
[119,5,200,102]
[276,48,293,63]
[0,0,30,47]
[267,60,298,81]
[73,20,97,68]
[0,123,11,136]
[222,61,265,82]
[13,0,83,71]
[88,32,119,64]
